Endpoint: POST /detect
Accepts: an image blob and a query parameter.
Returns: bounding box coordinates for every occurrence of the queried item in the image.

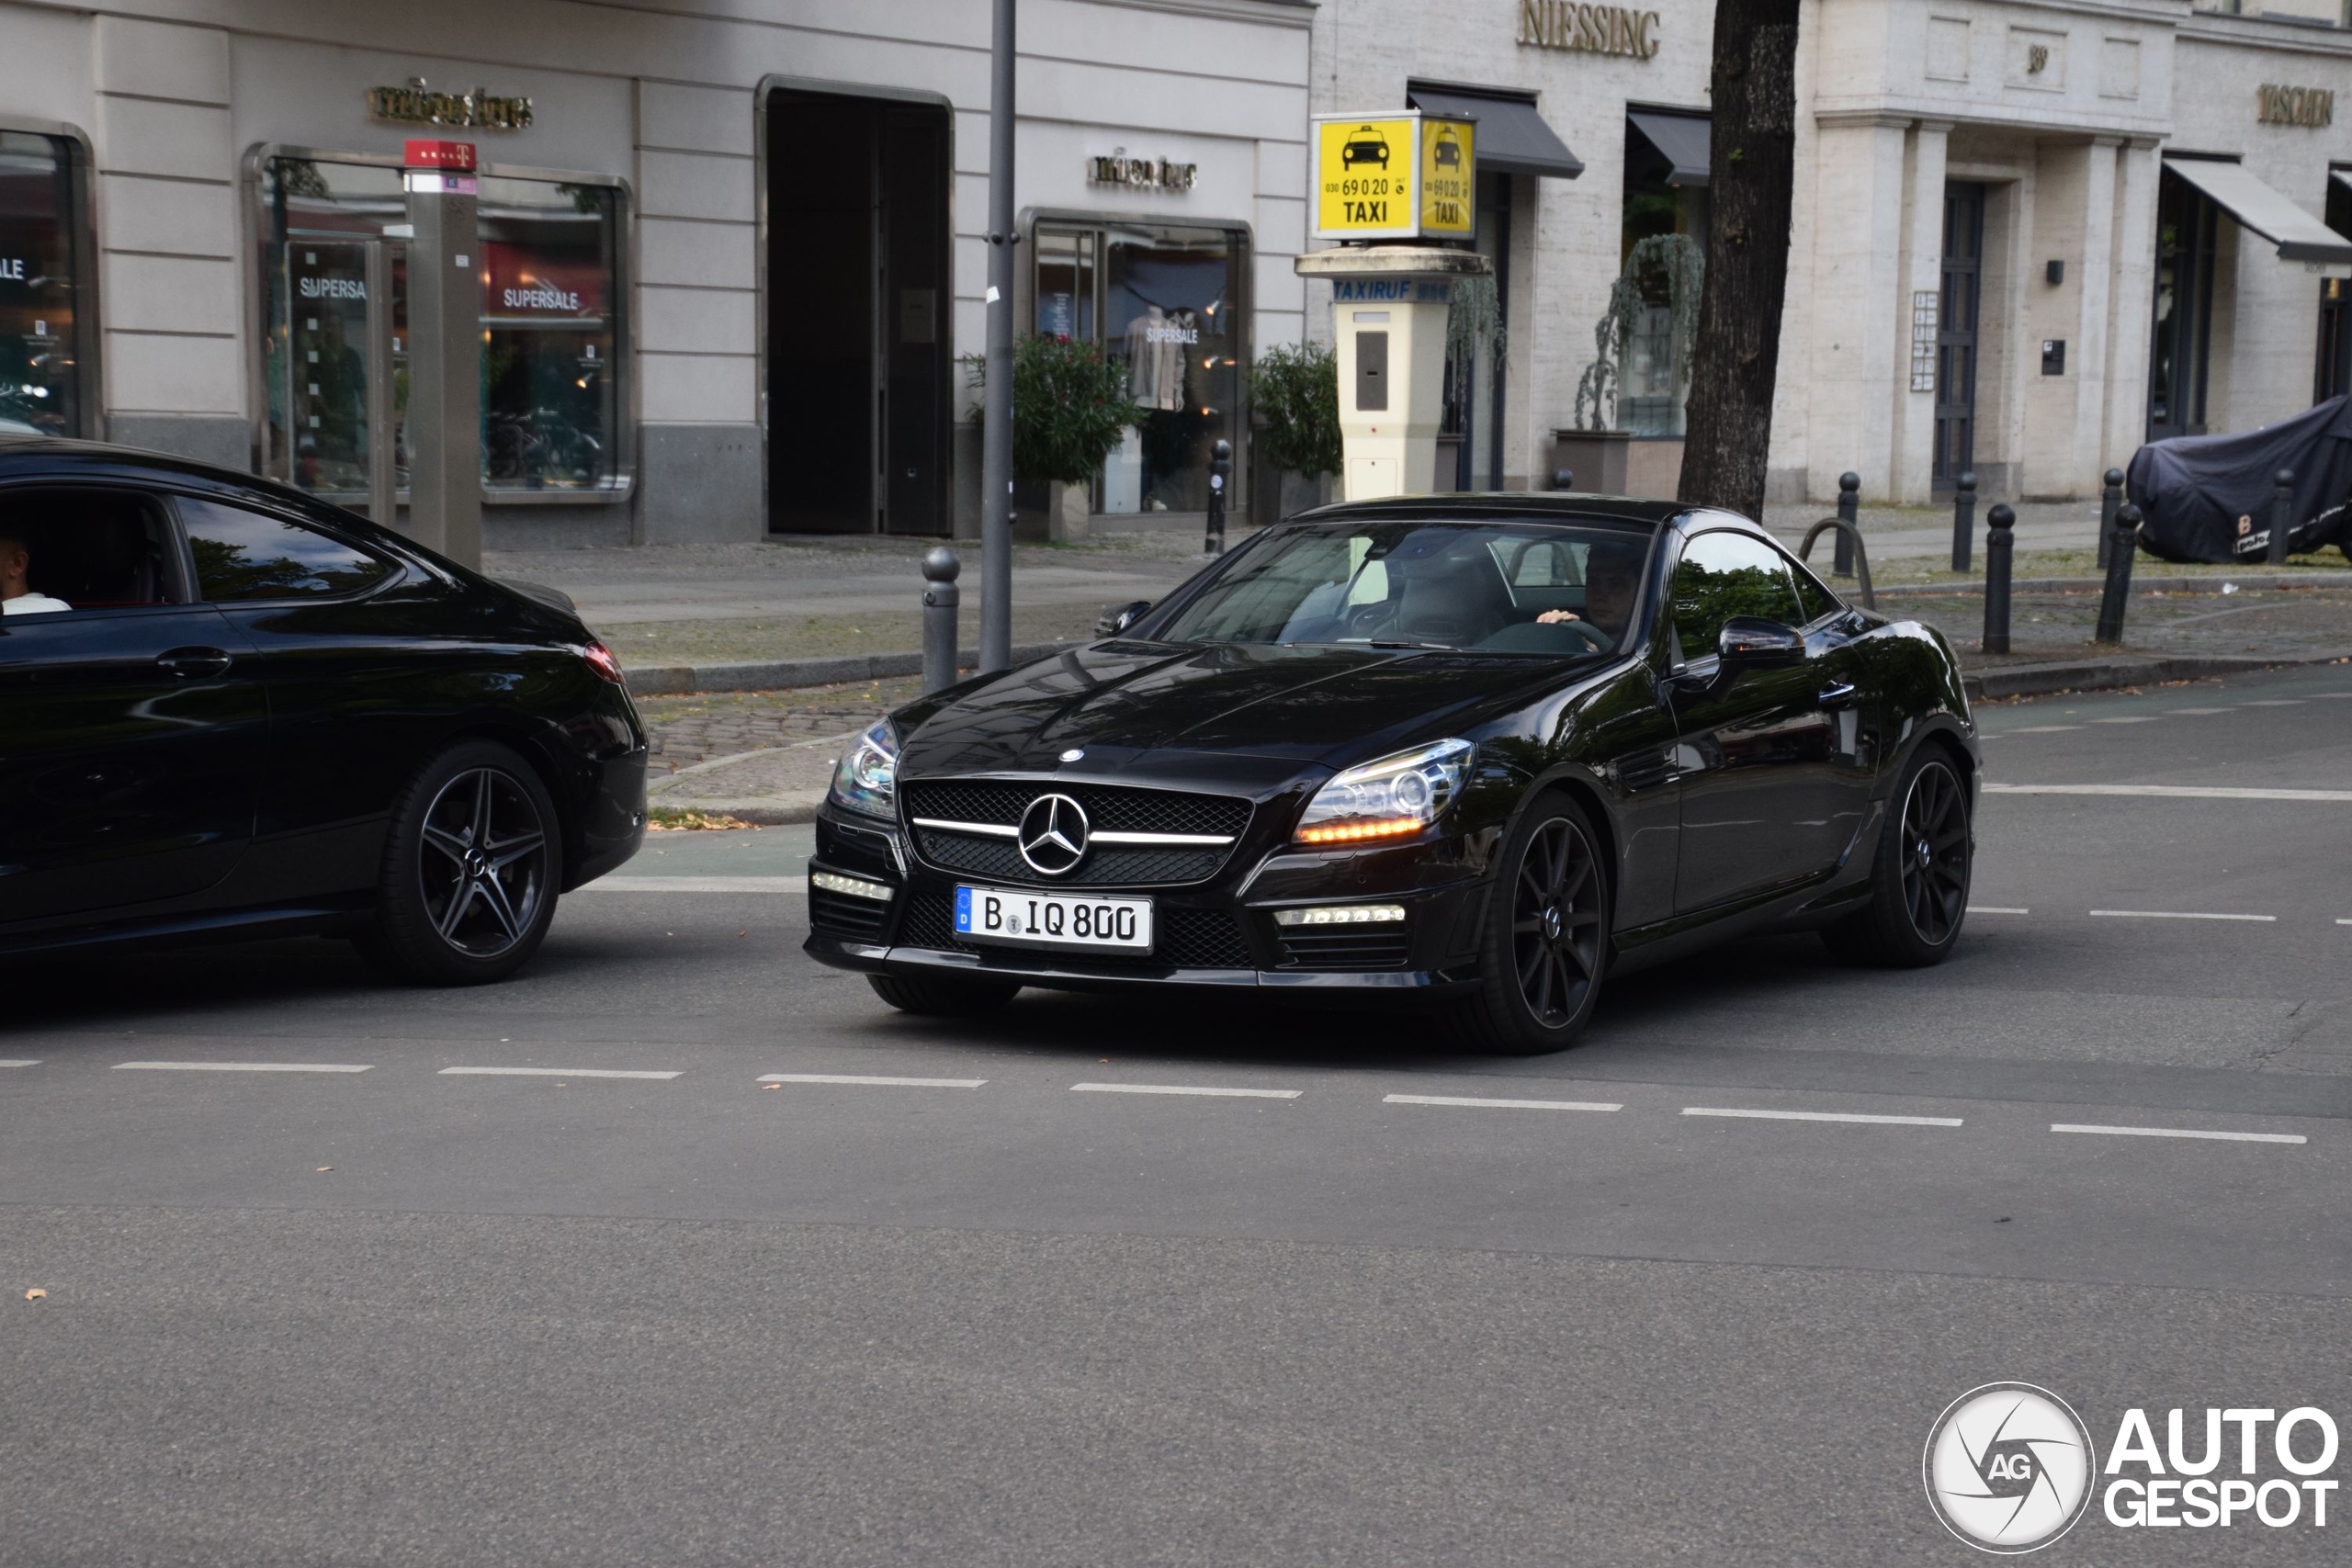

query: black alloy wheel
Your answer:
[356,740,562,986]
[1450,793,1611,1054]
[1821,749,1973,967]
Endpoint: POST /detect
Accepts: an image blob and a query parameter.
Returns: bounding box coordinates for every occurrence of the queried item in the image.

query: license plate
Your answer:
[954,885,1154,952]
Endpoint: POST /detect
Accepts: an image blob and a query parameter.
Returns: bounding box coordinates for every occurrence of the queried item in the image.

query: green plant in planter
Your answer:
[1249,341,1341,479]
[962,336,1144,483]
[1572,233,1704,432]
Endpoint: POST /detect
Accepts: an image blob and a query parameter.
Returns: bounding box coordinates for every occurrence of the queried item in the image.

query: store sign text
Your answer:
[1087,151,1198,192]
[0,257,24,281]
[1518,0,1662,61]
[2256,85,2334,129]
[503,285,582,312]
[369,78,535,131]
[299,276,367,300]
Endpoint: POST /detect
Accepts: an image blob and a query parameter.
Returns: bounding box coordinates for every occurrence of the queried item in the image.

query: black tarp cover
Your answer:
[2126,396,2352,562]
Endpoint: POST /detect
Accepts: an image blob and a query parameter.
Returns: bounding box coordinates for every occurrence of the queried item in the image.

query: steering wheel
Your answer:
[1342,601,1398,638]
[1551,617,1614,654]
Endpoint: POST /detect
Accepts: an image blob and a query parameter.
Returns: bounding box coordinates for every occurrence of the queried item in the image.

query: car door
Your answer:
[0,485,267,925]
[1664,528,1851,913]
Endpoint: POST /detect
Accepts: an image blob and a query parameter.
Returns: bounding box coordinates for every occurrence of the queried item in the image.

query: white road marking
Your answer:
[1384,1093,1622,1111]
[2088,909,2277,922]
[2242,700,2304,707]
[2088,716,2160,724]
[0,1059,40,1067]
[439,1066,681,1080]
[1968,906,2030,915]
[2005,724,2084,733]
[758,1072,986,1089]
[2167,706,2233,715]
[2052,1122,2306,1145]
[1985,784,2352,802]
[580,875,808,893]
[1682,1107,1963,1127]
[1071,1082,1301,1100]
[2312,693,2352,699]
[114,1061,372,1073]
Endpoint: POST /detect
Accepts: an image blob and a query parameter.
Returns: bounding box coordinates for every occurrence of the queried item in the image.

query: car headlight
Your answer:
[1294,739,1474,845]
[830,719,899,819]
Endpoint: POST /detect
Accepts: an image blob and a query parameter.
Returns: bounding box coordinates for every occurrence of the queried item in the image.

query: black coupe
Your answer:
[0,437,647,982]
[806,496,1977,1054]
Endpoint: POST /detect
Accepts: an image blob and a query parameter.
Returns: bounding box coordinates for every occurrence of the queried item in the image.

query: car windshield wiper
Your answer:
[1366,639,1451,650]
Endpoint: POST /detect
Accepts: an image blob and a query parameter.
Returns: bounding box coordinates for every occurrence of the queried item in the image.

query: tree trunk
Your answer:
[1677,0,1802,521]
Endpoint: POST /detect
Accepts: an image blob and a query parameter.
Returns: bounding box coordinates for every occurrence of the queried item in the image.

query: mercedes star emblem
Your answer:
[1017,793,1090,876]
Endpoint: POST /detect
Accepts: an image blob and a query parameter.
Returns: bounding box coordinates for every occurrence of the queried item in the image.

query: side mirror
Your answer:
[1095,599,1153,637]
[1717,616,1805,669]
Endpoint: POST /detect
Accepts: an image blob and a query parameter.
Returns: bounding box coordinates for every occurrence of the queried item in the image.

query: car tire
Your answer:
[1445,791,1611,1055]
[868,974,1021,1017]
[1820,747,1972,968]
[353,739,562,986]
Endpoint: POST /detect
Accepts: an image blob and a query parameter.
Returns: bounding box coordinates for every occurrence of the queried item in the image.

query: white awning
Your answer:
[2166,156,2352,265]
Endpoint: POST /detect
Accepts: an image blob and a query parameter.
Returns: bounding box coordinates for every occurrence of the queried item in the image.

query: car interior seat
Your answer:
[6,490,175,608]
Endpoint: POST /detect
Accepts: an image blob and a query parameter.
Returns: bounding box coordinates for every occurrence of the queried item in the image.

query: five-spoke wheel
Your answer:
[356,740,562,985]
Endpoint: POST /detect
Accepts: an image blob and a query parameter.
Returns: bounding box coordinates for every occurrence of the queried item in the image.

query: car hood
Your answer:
[897,640,1568,785]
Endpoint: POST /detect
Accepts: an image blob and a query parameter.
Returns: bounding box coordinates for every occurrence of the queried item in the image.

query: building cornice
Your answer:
[1082,0,1316,27]
[1814,96,2172,140]
[2179,12,2352,59]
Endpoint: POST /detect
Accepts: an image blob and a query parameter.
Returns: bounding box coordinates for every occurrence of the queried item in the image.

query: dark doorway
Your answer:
[2316,172,2351,403]
[1932,182,1984,491]
[764,87,950,534]
[2147,165,2219,443]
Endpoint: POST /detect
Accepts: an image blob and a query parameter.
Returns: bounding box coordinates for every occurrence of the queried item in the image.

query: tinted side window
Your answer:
[178,497,390,601]
[1785,550,1844,625]
[1670,531,1804,661]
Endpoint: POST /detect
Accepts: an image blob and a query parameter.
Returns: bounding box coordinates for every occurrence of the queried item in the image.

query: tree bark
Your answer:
[1676,0,1801,521]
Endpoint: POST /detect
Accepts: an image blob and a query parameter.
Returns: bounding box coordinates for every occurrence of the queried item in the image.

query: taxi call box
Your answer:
[1313,112,1476,243]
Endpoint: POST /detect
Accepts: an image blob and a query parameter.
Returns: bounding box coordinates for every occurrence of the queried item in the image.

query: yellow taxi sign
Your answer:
[1313,113,1476,242]
[1419,118,1475,236]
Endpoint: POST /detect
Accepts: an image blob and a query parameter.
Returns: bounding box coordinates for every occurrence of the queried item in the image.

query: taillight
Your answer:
[582,640,625,685]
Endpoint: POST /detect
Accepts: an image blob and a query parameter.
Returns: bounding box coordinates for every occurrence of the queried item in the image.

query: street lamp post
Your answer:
[978,0,1017,672]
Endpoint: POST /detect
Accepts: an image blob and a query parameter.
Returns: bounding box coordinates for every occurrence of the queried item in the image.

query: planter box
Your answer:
[1552,429,1629,494]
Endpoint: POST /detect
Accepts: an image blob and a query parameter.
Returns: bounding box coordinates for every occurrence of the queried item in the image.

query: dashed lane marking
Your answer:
[1385,1093,1623,1111]
[0,1060,40,1067]
[2089,909,2278,922]
[1969,906,2030,915]
[2052,1122,2307,1145]
[440,1066,681,1080]
[2005,725,2084,733]
[2167,706,2234,715]
[1071,1082,1301,1100]
[113,1061,373,1073]
[1986,784,2352,802]
[759,1073,987,1089]
[2243,700,2305,707]
[1683,1107,1964,1127]
[581,875,807,893]
[2088,716,2160,724]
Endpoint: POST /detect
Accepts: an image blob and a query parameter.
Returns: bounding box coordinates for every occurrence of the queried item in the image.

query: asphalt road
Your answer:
[6,664,2350,1566]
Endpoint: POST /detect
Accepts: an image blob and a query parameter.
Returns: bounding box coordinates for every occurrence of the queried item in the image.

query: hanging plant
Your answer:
[1573,234,1704,432]
[1445,273,1507,411]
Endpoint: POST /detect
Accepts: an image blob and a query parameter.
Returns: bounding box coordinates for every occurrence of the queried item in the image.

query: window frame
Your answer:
[168,489,401,608]
[0,119,104,442]
[1664,525,1814,671]
[240,141,636,508]
[0,479,191,615]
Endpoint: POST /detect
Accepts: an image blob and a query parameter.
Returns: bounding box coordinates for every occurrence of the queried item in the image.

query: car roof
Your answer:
[0,433,339,513]
[1291,491,1709,532]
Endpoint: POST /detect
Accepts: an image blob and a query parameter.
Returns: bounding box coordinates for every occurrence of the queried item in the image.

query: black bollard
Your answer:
[1552,468,1576,491]
[1951,471,1977,574]
[1982,504,2016,655]
[2094,503,2141,644]
[2267,467,2295,565]
[921,546,961,694]
[1204,438,1231,556]
[2097,468,2123,570]
[1833,471,1860,577]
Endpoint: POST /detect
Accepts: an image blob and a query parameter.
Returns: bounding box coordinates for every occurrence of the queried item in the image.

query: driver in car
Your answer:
[0,534,70,615]
[1532,538,1642,642]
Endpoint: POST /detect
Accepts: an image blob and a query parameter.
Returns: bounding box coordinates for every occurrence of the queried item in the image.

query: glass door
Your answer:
[277,235,405,514]
[1933,183,1984,491]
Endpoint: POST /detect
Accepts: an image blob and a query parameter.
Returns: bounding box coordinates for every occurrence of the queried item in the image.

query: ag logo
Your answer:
[1924,1383,2097,1553]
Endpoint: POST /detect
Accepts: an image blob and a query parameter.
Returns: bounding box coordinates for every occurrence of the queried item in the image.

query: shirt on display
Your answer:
[1125,305,1197,412]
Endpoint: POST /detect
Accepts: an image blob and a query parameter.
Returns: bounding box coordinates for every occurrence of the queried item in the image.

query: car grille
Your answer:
[808,886,891,940]
[895,891,1255,970]
[902,780,1251,887]
[1275,930,1414,971]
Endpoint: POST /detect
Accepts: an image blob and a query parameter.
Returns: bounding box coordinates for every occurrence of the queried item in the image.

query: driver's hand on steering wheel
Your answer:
[1535,609,1581,625]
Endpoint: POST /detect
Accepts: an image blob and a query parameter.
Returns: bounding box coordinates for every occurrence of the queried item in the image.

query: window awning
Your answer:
[1407,85,1583,180]
[2166,156,2352,265]
[1627,109,1710,188]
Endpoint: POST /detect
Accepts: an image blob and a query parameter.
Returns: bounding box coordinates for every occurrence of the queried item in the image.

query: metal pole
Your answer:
[364,240,396,532]
[2097,468,2122,570]
[2267,467,2296,566]
[921,546,961,694]
[978,0,1017,672]
[1833,471,1859,578]
[1205,437,1229,555]
[1950,470,1975,574]
[404,147,481,568]
[2095,503,2140,644]
[1982,503,2016,656]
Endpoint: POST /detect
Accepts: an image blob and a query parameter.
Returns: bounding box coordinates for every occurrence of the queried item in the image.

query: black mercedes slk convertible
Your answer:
[805,496,1978,1053]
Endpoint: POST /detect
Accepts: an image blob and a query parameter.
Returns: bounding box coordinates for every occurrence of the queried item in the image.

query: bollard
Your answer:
[1982,503,2016,655]
[2094,503,2141,644]
[2267,467,2296,565]
[1833,472,1860,577]
[2097,468,2123,570]
[921,546,961,694]
[1204,438,1231,555]
[1552,467,1576,491]
[1951,471,1977,574]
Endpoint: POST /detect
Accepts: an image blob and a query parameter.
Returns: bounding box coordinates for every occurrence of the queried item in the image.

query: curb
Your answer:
[1962,648,2352,701]
[624,640,1085,697]
[648,791,828,827]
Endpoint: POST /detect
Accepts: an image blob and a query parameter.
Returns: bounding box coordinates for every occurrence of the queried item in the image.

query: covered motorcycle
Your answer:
[2125,394,2352,562]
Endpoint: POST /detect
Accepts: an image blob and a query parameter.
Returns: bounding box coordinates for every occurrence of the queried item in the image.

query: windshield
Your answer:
[1154,520,1654,656]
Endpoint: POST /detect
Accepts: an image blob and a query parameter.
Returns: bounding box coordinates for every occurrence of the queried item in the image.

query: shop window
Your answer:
[2148,167,2219,441]
[254,154,625,502]
[1440,172,1511,491]
[1034,220,1248,513]
[1617,117,1709,438]
[0,130,94,439]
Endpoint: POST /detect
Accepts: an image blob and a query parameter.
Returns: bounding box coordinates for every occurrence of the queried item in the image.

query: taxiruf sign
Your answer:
[1311,112,1477,243]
